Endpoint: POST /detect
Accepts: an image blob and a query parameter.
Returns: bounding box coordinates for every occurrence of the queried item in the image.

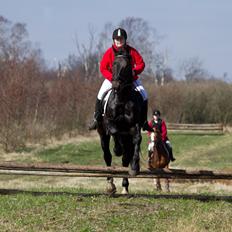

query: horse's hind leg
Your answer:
[99,133,116,194]
[164,165,170,192]
[164,178,170,192]
[130,128,142,176]
[154,178,162,191]
[106,177,116,195]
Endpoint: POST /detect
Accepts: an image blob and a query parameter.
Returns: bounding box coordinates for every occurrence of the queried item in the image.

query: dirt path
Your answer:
[0,174,231,194]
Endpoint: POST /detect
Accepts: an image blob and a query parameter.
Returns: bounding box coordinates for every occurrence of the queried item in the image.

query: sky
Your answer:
[1,0,232,80]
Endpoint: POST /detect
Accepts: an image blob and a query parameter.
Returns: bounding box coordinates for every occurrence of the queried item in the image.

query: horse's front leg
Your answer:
[119,138,130,194]
[113,134,123,157]
[164,165,170,192]
[164,178,170,192]
[99,133,112,167]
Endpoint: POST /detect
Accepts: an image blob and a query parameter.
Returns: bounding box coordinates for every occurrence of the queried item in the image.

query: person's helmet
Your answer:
[112,28,127,40]
[153,109,161,116]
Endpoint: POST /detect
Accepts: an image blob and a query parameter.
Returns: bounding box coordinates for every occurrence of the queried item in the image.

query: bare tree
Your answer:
[119,17,161,76]
[97,22,114,56]
[153,50,174,85]
[179,57,208,82]
[0,15,45,151]
[74,25,99,80]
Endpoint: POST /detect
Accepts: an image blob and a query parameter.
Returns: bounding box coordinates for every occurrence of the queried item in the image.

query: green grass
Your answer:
[169,133,232,170]
[1,133,232,231]
[34,138,124,166]
[29,133,232,171]
[35,142,105,165]
[0,190,231,232]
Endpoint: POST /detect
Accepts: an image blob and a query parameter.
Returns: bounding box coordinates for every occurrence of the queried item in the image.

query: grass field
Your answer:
[0,190,231,232]
[0,132,232,231]
[4,132,232,171]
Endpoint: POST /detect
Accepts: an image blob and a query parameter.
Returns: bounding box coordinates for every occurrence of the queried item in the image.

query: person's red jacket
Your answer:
[100,44,145,82]
[148,119,168,142]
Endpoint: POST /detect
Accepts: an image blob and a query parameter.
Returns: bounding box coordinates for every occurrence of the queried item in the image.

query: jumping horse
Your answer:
[97,48,143,194]
[148,127,170,191]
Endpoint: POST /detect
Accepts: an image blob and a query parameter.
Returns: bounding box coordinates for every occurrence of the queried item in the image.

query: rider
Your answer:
[147,109,175,162]
[88,27,148,130]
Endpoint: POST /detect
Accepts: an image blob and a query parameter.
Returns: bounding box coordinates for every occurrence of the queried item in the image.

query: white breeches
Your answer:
[97,79,148,101]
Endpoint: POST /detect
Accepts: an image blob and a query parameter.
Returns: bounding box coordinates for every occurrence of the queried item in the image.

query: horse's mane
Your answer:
[112,46,133,84]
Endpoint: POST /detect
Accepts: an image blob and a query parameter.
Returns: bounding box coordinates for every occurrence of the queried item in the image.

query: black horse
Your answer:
[97,50,143,194]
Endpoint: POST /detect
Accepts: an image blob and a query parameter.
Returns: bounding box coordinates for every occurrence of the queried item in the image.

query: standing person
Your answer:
[88,27,148,130]
[147,109,175,162]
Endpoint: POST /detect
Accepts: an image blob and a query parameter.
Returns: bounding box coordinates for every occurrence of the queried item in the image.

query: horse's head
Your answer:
[112,52,133,91]
[148,127,169,170]
[151,127,162,144]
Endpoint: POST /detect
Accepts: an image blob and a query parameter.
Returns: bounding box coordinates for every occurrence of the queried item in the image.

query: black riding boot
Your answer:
[141,100,149,131]
[169,148,175,162]
[166,143,176,162]
[88,99,102,130]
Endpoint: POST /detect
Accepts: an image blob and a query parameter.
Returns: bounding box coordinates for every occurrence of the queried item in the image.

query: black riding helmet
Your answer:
[112,28,127,40]
[153,109,161,116]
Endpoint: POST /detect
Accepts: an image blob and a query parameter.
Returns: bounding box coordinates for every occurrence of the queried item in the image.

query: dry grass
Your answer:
[0,176,231,196]
[0,131,99,162]
[0,132,232,195]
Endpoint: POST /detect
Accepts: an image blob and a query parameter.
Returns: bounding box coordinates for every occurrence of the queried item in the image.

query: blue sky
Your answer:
[1,0,232,80]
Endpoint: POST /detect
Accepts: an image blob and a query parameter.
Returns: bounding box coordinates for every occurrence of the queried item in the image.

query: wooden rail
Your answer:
[0,162,231,180]
[167,123,224,134]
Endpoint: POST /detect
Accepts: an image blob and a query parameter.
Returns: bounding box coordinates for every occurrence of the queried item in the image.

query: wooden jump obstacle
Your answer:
[0,162,231,180]
[167,123,224,135]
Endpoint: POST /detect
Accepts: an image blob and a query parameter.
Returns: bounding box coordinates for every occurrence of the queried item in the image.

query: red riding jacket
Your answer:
[148,118,168,142]
[100,44,145,82]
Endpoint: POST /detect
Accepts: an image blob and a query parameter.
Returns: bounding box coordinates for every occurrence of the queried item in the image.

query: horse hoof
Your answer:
[107,190,117,196]
[106,184,117,195]
[106,188,117,195]
[121,188,129,195]
[156,188,162,192]
[129,169,139,176]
